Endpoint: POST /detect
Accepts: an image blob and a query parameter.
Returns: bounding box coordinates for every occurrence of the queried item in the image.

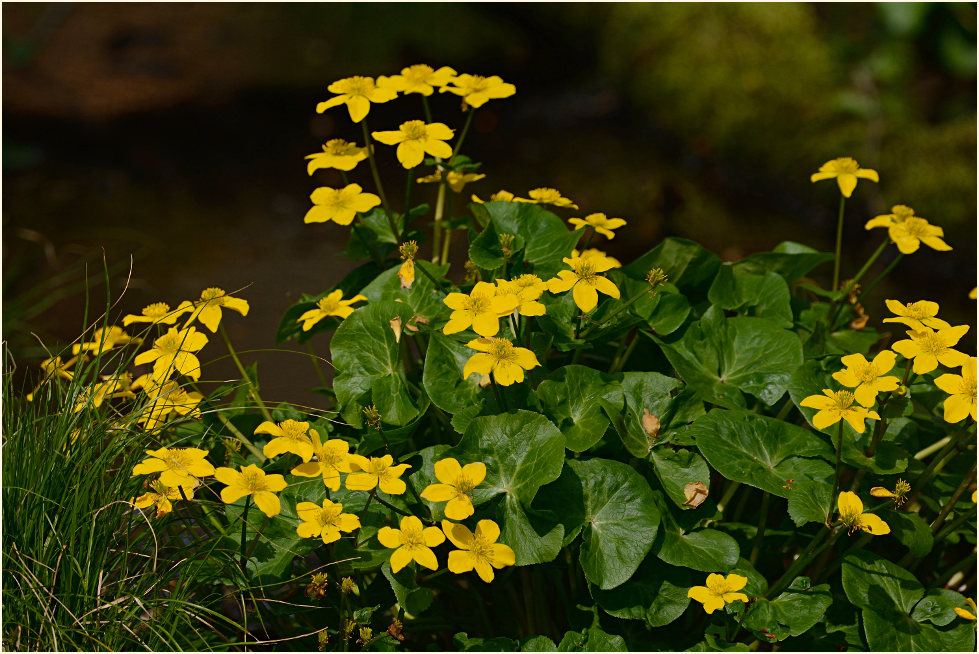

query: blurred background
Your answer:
[3,3,976,405]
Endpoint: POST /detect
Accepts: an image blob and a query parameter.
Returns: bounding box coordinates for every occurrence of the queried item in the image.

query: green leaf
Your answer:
[557,627,627,652]
[787,480,832,526]
[345,206,424,259]
[650,488,740,572]
[452,632,518,651]
[521,636,558,651]
[653,306,804,409]
[605,371,702,458]
[359,260,451,322]
[468,219,525,271]
[743,579,833,641]
[688,409,833,498]
[447,411,566,565]
[649,448,711,510]
[330,300,422,428]
[537,290,585,351]
[590,557,692,627]
[605,273,691,337]
[623,237,721,299]
[880,508,934,558]
[862,604,975,651]
[422,333,484,414]
[381,562,434,616]
[535,365,624,452]
[470,201,580,278]
[708,266,793,328]
[911,588,967,626]
[731,241,834,284]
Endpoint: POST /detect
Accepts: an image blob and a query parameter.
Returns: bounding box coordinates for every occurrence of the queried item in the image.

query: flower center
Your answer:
[891,205,914,221]
[465,295,491,314]
[402,120,428,140]
[241,469,266,491]
[317,296,341,312]
[400,526,425,549]
[531,188,560,202]
[901,217,929,238]
[916,332,946,355]
[903,302,931,319]
[326,139,352,154]
[455,475,477,494]
[144,302,170,317]
[488,339,517,362]
[466,75,489,91]
[854,362,880,384]
[833,391,856,410]
[319,506,343,527]
[166,450,194,471]
[571,261,597,279]
[831,157,859,174]
[405,65,433,83]
[200,287,225,303]
[280,420,309,441]
[156,334,181,354]
[470,535,494,560]
[344,77,372,96]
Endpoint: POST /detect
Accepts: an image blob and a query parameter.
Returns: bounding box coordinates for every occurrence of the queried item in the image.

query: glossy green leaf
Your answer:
[880,508,934,558]
[743,577,833,641]
[786,480,832,526]
[911,588,967,626]
[731,241,834,284]
[360,260,451,322]
[649,447,711,510]
[422,333,484,414]
[521,635,559,651]
[650,488,740,572]
[688,409,833,498]
[590,557,691,627]
[708,266,793,328]
[623,237,721,299]
[470,201,580,278]
[604,371,702,458]
[653,306,804,409]
[536,365,624,452]
[557,627,627,652]
[382,561,433,616]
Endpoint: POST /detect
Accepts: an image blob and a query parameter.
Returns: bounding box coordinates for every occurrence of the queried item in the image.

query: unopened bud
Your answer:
[363,405,382,431]
[646,268,668,296]
[499,233,517,260]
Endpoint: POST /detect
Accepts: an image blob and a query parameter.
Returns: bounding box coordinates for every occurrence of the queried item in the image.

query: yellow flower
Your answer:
[378,515,446,573]
[836,491,890,535]
[971,288,977,300]
[291,431,352,491]
[72,326,139,356]
[514,187,578,209]
[831,351,900,407]
[417,169,486,193]
[568,213,627,239]
[122,302,189,327]
[799,389,880,433]
[687,573,750,614]
[296,499,361,545]
[316,75,398,123]
[214,464,288,517]
[864,204,917,230]
[421,458,486,520]
[131,374,203,429]
[462,337,540,386]
[345,454,411,495]
[471,189,515,203]
[132,446,215,488]
[372,120,454,169]
[547,254,621,313]
[810,157,879,198]
[870,479,911,507]
[305,183,382,226]
[882,299,947,332]
[28,356,80,401]
[891,324,971,375]
[73,373,135,413]
[379,64,457,96]
[442,519,515,582]
[297,290,367,332]
[573,248,622,268]
[134,326,208,381]
[440,74,516,108]
[256,419,315,462]
[183,287,249,333]
[955,598,978,622]
[886,216,952,255]
[935,357,977,423]
[132,478,197,518]
[442,281,520,337]
[495,275,547,317]
[305,139,369,174]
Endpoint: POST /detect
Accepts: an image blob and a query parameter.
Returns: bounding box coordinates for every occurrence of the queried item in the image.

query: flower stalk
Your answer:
[219,323,273,423]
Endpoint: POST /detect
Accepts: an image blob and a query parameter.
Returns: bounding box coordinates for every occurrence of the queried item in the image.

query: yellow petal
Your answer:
[253,491,281,517]
[434,458,464,484]
[377,526,402,549]
[837,491,864,516]
[857,513,890,535]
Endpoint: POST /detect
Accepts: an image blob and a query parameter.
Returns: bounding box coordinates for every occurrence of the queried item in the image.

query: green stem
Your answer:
[579,287,649,338]
[305,343,329,388]
[908,429,968,505]
[581,228,595,251]
[716,481,741,515]
[915,435,952,461]
[360,121,390,213]
[219,323,273,423]
[748,492,771,567]
[831,195,846,294]
[421,95,434,124]
[930,461,976,535]
[830,238,890,328]
[864,395,889,458]
[934,511,973,544]
[452,109,475,158]
[441,216,453,265]
[371,490,428,524]
[857,252,903,304]
[609,330,639,374]
[239,496,251,571]
[827,422,844,525]
[404,167,415,220]
[432,181,447,264]
[520,567,537,637]
[765,527,841,599]
[491,378,508,413]
[374,423,429,515]
[194,381,265,461]
[932,546,977,588]
[774,398,796,422]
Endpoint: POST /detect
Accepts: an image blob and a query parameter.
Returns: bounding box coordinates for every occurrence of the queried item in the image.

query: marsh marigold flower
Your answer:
[256,419,315,462]
[298,290,367,332]
[687,573,750,614]
[305,139,369,174]
[378,515,445,573]
[568,213,627,239]
[380,64,457,96]
[870,479,911,507]
[955,598,977,622]
[421,458,486,520]
[214,464,287,517]
[442,281,519,337]
[372,120,454,169]
[882,299,947,332]
[471,189,515,203]
[891,324,971,375]
[886,216,952,255]
[864,204,917,230]
[935,357,977,423]
[441,73,516,109]
[417,169,486,193]
[836,491,890,535]
[831,351,900,407]
[463,337,540,386]
[547,254,621,313]
[72,326,139,356]
[296,499,361,545]
[345,454,411,495]
[305,183,381,226]
[442,519,515,582]
[291,431,353,491]
[73,373,135,413]
[132,478,197,518]
[135,326,208,381]
[131,373,203,429]
[800,389,880,433]
[316,76,397,123]
[123,302,189,327]
[810,157,879,198]
[573,248,622,268]
[183,287,249,333]
[495,275,547,317]
[515,187,578,209]
[133,446,215,488]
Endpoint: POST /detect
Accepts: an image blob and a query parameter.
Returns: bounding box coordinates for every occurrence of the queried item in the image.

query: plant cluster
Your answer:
[6,63,976,651]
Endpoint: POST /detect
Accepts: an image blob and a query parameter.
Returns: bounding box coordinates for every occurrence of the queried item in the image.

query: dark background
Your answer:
[3,3,976,405]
